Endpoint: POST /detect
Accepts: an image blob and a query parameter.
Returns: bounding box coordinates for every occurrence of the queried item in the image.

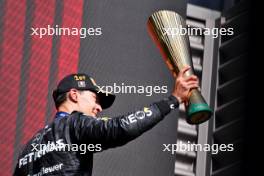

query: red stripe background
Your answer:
[21,0,55,145]
[0,0,84,174]
[57,0,83,80]
[0,0,26,175]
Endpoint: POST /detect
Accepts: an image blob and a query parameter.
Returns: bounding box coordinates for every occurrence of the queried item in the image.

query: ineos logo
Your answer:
[121,107,153,125]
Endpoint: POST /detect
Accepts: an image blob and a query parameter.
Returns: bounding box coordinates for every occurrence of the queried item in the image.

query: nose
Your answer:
[94,103,102,114]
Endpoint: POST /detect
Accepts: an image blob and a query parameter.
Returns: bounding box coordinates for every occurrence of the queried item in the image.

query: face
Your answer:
[70,89,102,117]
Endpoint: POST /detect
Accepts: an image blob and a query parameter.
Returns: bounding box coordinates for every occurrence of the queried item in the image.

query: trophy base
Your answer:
[186,103,212,124]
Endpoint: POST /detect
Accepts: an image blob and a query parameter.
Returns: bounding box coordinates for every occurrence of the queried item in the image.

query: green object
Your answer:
[187,103,212,124]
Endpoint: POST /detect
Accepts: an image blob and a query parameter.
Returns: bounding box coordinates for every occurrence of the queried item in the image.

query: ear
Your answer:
[68,89,79,103]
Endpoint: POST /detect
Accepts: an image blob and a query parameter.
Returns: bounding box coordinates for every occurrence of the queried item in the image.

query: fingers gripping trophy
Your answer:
[147,10,212,124]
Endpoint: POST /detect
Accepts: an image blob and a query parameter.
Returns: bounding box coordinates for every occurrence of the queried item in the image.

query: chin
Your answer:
[91,113,97,117]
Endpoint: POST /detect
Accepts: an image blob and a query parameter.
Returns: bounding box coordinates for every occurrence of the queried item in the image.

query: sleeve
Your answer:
[69,95,179,150]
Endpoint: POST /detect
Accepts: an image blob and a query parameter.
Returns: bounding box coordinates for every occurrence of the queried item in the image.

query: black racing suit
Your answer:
[13,96,179,176]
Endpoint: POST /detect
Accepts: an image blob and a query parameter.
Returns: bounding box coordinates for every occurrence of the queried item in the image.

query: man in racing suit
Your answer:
[13,66,199,175]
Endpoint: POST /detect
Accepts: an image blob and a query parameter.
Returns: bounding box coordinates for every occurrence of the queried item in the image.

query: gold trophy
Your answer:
[147,10,212,124]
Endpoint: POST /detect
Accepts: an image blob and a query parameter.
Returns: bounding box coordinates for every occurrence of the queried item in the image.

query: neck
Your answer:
[58,103,78,114]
